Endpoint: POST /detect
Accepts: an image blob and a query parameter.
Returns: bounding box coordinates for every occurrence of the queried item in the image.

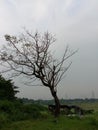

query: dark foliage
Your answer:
[0,100,47,125]
[0,75,19,100]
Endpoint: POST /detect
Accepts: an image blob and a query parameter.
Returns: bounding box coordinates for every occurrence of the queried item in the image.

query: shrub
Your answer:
[0,100,22,113]
[0,100,14,113]
[0,112,9,128]
[40,111,49,118]
[21,104,41,119]
[89,117,98,126]
[0,75,19,101]
[0,100,47,122]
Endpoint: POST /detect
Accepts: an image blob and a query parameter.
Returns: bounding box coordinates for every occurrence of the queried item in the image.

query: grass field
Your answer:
[1,114,98,130]
[1,101,98,130]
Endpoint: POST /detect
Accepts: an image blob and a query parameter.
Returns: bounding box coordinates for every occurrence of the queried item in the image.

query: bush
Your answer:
[0,112,9,128]
[0,100,22,113]
[21,104,41,119]
[89,117,98,126]
[0,100,14,113]
[40,111,49,118]
[0,75,19,101]
[0,100,47,122]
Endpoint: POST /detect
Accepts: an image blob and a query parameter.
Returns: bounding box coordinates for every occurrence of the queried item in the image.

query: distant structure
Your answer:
[91,90,95,99]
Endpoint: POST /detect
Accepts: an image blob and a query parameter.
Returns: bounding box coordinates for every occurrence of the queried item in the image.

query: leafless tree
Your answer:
[0,31,76,117]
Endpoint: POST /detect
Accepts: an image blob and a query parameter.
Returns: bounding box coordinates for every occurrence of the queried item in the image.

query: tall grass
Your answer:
[0,100,48,128]
[1,115,98,130]
[1,100,98,130]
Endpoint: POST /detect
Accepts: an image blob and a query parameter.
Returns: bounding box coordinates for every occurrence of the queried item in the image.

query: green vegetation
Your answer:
[0,75,98,130]
[0,100,98,130]
[0,100,47,128]
[1,113,98,130]
[0,75,19,101]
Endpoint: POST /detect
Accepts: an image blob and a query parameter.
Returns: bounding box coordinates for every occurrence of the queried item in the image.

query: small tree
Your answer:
[0,75,19,100]
[0,31,76,116]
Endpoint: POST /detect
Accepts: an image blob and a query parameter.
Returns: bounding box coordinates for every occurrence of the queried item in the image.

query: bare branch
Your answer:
[0,31,77,116]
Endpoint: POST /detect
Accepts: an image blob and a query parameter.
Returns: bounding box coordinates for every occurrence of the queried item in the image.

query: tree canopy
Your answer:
[0,75,19,100]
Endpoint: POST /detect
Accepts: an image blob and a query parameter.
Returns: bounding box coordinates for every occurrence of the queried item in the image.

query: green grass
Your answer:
[79,102,98,112]
[1,101,98,130]
[1,115,98,130]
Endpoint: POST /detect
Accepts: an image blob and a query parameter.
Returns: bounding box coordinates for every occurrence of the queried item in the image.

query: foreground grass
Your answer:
[1,100,98,130]
[1,115,98,130]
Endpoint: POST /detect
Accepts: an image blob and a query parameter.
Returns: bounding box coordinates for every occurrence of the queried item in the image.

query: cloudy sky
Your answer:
[0,0,98,99]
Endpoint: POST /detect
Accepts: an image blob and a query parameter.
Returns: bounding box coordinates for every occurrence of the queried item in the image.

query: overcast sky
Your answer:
[0,0,98,99]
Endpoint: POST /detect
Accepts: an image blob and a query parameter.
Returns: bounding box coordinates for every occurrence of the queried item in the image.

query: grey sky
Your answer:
[0,0,98,99]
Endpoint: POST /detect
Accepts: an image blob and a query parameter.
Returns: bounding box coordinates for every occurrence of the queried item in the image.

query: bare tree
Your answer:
[0,31,76,117]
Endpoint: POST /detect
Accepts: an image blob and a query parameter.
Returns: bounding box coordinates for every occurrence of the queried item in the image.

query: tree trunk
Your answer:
[50,88,60,117]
